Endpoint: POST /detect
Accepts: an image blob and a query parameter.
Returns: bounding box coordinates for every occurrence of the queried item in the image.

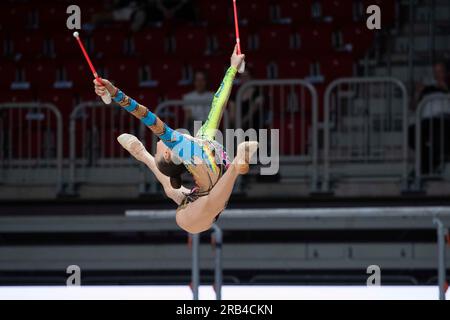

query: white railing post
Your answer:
[433,218,447,300]
[414,94,450,190]
[235,80,319,192]
[323,78,409,193]
[211,223,223,300]
[0,103,63,195]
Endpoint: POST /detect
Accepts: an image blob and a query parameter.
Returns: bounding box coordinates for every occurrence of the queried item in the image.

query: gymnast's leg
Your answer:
[117,134,190,204]
[176,141,258,234]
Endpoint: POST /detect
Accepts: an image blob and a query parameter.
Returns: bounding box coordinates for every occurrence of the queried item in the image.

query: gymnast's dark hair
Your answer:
[156,156,188,189]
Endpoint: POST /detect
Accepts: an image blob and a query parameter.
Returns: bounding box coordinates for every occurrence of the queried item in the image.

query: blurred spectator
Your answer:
[91,0,195,31]
[91,0,147,31]
[146,0,195,24]
[183,70,214,134]
[417,62,449,102]
[410,61,450,175]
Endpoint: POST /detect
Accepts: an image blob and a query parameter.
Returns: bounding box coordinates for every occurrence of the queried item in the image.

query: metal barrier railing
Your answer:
[0,103,63,194]
[211,224,223,300]
[188,224,224,301]
[68,101,147,194]
[414,93,450,188]
[127,207,450,300]
[323,77,409,192]
[235,80,319,189]
[434,218,448,300]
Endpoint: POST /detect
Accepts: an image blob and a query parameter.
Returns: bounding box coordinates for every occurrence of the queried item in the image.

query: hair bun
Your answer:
[170,176,182,189]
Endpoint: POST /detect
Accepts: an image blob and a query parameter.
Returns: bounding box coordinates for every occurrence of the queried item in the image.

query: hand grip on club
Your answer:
[96,77,112,105]
[73,31,111,104]
[236,40,246,74]
[233,0,245,74]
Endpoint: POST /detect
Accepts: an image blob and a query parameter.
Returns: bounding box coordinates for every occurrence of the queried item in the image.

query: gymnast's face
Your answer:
[156,141,172,163]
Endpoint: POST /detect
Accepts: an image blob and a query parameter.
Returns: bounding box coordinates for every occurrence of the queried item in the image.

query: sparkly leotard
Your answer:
[112,66,237,196]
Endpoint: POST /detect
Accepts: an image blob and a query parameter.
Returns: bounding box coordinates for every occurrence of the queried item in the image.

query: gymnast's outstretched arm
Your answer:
[93,80,189,204]
[197,45,245,139]
[93,79,185,151]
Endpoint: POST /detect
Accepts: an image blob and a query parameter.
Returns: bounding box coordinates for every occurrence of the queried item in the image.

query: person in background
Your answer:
[410,61,450,176]
[183,70,215,134]
[91,0,195,31]
[145,0,195,24]
[91,0,146,32]
[417,62,449,101]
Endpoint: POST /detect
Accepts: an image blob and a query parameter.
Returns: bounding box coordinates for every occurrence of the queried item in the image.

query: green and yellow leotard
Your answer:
[112,66,237,193]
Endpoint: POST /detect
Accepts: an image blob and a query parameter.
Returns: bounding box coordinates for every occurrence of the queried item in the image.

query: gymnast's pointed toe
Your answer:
[117,133,136,147]
[117,133,145,160]
[117,133,136,149]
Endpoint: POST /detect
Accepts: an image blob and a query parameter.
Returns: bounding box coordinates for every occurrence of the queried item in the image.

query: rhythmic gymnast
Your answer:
[93,46,258,234]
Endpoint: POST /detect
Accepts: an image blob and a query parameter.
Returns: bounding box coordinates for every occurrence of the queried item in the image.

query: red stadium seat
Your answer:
[106,58,140,89]
[265,85,314,116]
[164,86,188,100]
[189,57,228,87]
[1,3,31,30]
[65,60,91,89]
[36,89,76,118]
[210,26,250,55]
[275,0,312,23]
[245,57,271,79]
[322,0,354,22]
[77,88,103,104]
[0,63,16,90]
[320,54,354,82]
[99,128,124,158]
[198,0,230,25]
[0,31,11,57]
[37,3,70,29]
[12,31,46,59]
[174,27,208,57]
[239,0,270,25]
[133,28,168,58]
[0,90,34,103]
[9,128,51,158]
[298,24,334,54]
[92,29,128,58]
[273,115,311,156]
[142,59,184,89]
[24,61,58,89]
[50,32,79,57]
[341,24,375,57]
[256,25,295,55]
[276,57,310,79]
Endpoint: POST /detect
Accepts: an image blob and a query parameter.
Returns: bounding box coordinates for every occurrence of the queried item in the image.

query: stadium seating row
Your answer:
[0,53,354,92]
[0,0,395,30]
[0,0,395,159]
[1,24,373,60]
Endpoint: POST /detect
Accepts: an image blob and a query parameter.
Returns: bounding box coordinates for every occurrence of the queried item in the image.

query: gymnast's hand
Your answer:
[230,44,245,70]
[93,78,117,98]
